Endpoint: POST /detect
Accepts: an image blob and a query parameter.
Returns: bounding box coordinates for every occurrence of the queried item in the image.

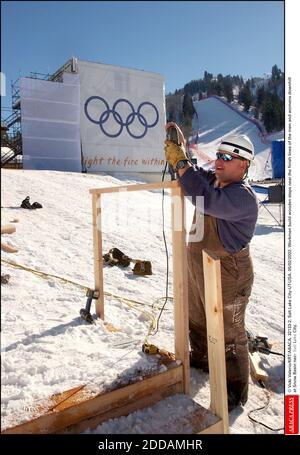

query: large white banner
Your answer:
[21,74,81,172]
[78,60,166,173]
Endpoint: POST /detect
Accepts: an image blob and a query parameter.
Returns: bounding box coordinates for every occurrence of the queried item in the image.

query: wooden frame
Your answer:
[90,179,190,393]
[2,180,228,434]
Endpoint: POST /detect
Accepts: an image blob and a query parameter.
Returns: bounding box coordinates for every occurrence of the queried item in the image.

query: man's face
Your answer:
[215,152,248,184]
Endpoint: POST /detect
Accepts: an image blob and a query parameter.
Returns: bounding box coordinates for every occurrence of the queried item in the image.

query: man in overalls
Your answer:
[165,123,258,411]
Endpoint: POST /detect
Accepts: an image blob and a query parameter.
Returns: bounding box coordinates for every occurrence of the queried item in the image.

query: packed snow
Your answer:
[1,167,284,434]
[190,97,284,181]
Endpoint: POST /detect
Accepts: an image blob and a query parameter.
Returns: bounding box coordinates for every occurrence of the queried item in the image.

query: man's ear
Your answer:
[241,160,249,171]
[241,160,250,179]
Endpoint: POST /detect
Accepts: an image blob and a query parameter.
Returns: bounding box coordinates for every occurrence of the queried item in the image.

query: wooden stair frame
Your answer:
[2,180,229,434]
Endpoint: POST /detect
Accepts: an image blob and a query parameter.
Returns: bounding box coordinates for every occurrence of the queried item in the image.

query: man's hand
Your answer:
[164,140,188,168]
[165,122,186,147]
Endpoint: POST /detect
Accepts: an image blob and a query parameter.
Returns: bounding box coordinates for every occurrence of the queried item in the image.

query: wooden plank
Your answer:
[92,193,104,319]
[58,382,183,434]
[249,351,269,382]
[1,242,18,253]
[1,225,16,234]
[2,366,183,434]
[199,420,224,434]
[89,180,179,195]
[61,392,220,435]
[48,385,86,412]
[171,184,190,394]
[202,250,229,434]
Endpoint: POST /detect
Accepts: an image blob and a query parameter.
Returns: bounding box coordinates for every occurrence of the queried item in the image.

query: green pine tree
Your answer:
[239,81,253,112]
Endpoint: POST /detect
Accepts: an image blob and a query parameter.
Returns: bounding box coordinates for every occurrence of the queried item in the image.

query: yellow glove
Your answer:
[164,140,188,168]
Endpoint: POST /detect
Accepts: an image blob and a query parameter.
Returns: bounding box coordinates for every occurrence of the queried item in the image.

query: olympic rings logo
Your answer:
[84,96,159,139]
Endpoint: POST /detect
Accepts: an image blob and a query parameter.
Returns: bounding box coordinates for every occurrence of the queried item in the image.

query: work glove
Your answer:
[164,140,188,169]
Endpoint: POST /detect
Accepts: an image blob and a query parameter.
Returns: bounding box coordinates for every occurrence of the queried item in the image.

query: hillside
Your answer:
[189,97,283,181]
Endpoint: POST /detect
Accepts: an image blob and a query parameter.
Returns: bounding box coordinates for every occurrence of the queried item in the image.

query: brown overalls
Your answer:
[187,213,254,407]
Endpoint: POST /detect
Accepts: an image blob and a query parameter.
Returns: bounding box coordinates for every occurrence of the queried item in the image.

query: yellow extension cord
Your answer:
[1,259,176,414]
[1,259,173,332]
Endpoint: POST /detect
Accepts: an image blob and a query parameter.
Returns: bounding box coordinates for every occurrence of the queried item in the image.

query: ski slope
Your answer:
[190,97,283,181]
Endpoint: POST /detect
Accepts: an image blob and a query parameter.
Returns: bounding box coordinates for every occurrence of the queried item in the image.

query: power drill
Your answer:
[166,125,180,181]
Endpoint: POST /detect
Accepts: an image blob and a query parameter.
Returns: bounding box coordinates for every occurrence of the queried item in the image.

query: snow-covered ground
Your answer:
[1,168,284,434]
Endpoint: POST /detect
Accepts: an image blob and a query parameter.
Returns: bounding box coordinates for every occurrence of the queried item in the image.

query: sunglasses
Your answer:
[216,152,245,162]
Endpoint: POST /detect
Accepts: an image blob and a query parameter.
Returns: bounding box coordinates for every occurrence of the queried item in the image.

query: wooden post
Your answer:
[1,243,18,253]
[249,351,269,382]
[1,225,16,234]
[1,224,18,253]
[92,193,104,319]
[171,183,190,394]
[202,250,229,434]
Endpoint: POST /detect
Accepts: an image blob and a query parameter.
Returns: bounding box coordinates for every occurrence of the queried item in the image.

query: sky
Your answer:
[1,0,284,111]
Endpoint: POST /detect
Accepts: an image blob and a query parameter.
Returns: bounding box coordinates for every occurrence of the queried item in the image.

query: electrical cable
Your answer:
[2,164,173,372]
[2,167,176,417]
[260,349,284,357]
[144,161,170,340]
[247,380,284,432]
[2,258,166,406]
[77,225,174,394]
[160,142,285,434]
[1,258,172,312]
[246,328,284,431]
[2,255,172,352]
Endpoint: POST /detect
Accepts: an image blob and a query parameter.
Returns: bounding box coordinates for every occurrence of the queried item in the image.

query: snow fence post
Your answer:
[92,193,104,319]
[203,250,229,434]
[171,184,190,394]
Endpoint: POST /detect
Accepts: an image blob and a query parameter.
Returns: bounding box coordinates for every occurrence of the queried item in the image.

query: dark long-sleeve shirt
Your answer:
[179,166,258,253]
